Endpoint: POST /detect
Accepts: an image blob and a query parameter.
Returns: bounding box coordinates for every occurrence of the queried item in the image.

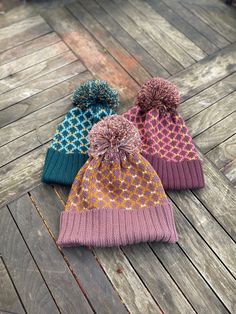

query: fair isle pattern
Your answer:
[123,106,199,162]
[65,153,167,213]
[50,106,114,154]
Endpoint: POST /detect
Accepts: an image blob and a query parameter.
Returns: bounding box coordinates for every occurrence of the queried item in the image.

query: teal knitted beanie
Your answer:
[42,80,119,185]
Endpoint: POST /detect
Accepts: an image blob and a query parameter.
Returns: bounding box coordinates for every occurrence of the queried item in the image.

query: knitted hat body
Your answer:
[123,78,204,190]
[57,116,178,247]
[42,80,119,186]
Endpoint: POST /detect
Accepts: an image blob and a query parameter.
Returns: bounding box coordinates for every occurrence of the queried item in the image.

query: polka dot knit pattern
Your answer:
[57,116,178,247]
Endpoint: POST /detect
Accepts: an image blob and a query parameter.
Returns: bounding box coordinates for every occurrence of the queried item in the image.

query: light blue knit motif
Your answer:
[50,106,114,154]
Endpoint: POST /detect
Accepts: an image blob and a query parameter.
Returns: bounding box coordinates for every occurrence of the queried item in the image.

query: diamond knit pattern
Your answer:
[124,106,198,162]
[51,106,114,154]
[66,154,167,213]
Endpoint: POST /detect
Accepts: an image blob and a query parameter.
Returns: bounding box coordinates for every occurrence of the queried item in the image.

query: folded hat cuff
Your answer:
[42,148,89,186]
[143,154,205,190]
[57,202,178,247]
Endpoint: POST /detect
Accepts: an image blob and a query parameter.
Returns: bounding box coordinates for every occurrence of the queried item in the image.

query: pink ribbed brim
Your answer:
[57,203,178,247]
[142,154,205,190]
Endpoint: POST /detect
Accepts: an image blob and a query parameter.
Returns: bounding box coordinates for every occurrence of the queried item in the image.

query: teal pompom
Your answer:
[72,80,119,109]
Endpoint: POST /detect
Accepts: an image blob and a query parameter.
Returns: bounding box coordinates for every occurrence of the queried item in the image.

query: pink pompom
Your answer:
[89,115,141,161]
[135,77,180,114]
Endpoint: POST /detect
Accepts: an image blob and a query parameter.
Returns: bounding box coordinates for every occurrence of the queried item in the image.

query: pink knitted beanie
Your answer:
[123,77,205,190]
[57,115,178,247]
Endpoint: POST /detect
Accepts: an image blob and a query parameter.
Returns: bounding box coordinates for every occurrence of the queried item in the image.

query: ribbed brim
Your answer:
[57,203,178,247]
[143,154,205,190]
[42,148,89,186]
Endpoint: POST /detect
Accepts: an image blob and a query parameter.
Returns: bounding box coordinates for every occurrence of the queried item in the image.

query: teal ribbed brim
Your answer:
[42,148,89,186]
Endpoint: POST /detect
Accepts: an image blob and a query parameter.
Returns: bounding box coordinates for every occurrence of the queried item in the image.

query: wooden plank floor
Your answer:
[0,0,236,313]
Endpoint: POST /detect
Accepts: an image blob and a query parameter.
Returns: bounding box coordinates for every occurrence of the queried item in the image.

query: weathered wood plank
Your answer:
[187,90,236,137]
[0,95,72,146]
[0,41,68,80]
[78,0,169,78]
[8,195,93,314]
[0,257,25,314]
[0,50,77,94]
[150,242,228,314]
[0,71,92,128]
[96,0,184,75]
[146,0,218,55]
[128,0,206,61]
[112,0,195,67]
[163,0,229,48]
[94,247,162,314]
[194,112,236,153]
[55,185,162,314]
[0,5,35,28]
[121,244,195,314]
[30,184,128,314]
[0,32,60,66]
[0,16,52,52]
[173,203,236,313]
[222,159,236,186]
[193,150,236,241]
[206,134,236,169]
[0,206,59,314]
[0,60,86,111]
[169,190,236,277]
[170,42,236,101]
[67,2,151,85]
[182,1,236,43]
[42,7,139,105]
[0,145,48,207]
[179,71,236,120]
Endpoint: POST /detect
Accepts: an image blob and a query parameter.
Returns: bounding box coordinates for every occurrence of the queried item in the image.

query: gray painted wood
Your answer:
[0,257,25,314]
[8,195,93,314]
[30,184,128,314]
[0,206,59,314]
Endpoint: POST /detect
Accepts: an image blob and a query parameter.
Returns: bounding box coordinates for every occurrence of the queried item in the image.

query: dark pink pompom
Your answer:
[135,77,180,114]
[89,115,141,161]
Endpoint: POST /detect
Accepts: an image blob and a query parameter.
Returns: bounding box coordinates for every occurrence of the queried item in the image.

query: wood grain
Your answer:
[128,0,206,61]
[68,1,151,85]
[206,134,236,169]
[187,90,236,137]
[0,15,52,52]
[0,206,59,313]
[0,257,25,314]
[0,60,86,111]
[0,5,35,28]
[146,0,218,55]
[0,50,77,94]
[79,0,170,77]
[8,195,93,314]
[96,0,184,75]
[194,112,236,153]
[163,0,229,48]
[30,184,128,314]
[179,71,236,120]
[222,159,236,186]
[42,7,139,105]
[0,32,60,66]
[0,71,92,128]
[150,242,228,314]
